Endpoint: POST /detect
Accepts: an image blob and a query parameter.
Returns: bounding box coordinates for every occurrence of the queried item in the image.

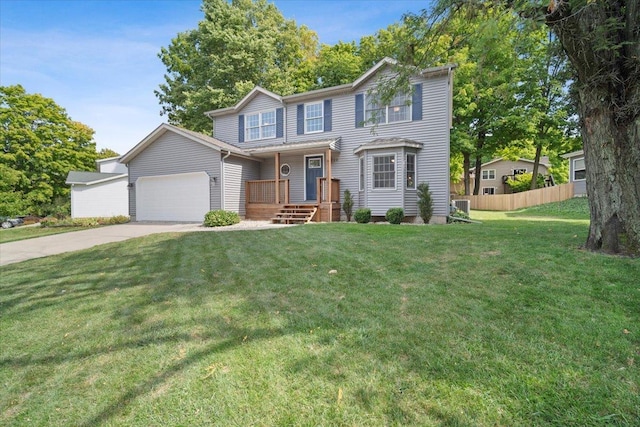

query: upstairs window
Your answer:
[482,169,496,180]
[365,92,411,125]
[573,158,586,180]
[373,154,396,189]
[305,102,323,133]
[245,110,276,141]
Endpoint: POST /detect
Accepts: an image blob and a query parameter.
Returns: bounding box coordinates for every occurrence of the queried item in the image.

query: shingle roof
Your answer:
[66,171,127,185]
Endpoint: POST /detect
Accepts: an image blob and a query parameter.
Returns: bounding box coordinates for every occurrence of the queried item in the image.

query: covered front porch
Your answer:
[243,140,341,223]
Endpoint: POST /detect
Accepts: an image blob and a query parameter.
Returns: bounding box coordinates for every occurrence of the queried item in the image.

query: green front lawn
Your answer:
[0,225,88,244]
[1,213,638,425]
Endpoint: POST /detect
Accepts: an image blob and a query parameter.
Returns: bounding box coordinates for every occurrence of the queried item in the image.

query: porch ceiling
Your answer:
[245,137,341,158]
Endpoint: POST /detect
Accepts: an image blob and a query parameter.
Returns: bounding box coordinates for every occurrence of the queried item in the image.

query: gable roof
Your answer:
[120,123,253,164]
[205,86,282,118]
[204,58,457,114]
[66,171,127,185]
[561,150,584,159]
[481,157,551,168]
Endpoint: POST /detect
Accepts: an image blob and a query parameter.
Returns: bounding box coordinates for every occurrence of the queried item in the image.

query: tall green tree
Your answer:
[0,85,96,216]
[412,0,640,255]
[156,0,318,132]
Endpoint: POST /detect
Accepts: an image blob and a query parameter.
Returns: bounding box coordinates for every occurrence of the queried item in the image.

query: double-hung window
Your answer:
[245,110,276,141]
[305,102,323,133]
[573,158,586,180]
[482,169,496,180]
[482,187,496,195]
[365,92,411,125]
[373,154,396,189]
[406,153,416,189]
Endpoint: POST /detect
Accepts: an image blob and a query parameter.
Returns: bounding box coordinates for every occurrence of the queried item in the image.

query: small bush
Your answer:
[506,173,545,193]
[385,207,404,224]
[447,210,471,223]
[354,208,371,224]
[417,182,434,224]
[343,189,354,222]
[204,210,240,227]
[39,216,130,228]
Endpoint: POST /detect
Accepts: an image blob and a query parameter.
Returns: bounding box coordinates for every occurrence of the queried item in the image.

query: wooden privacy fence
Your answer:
[452,183,574,211]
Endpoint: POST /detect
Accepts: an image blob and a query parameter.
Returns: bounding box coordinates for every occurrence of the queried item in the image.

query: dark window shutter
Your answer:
[324,99,332,132]
[412,83,422,121]
[276,108,284,138]
[297,104,304,135]
[355,94,364,128]
[238,114,244,143]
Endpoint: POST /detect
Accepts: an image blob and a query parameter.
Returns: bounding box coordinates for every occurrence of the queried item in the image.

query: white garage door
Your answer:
[136,172,210,221]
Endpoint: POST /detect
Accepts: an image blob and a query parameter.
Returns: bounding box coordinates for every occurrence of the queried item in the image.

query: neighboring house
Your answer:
[120,58,456,223]
[562,149,586,196]
[66,156,128,218]
[451,157,552,195]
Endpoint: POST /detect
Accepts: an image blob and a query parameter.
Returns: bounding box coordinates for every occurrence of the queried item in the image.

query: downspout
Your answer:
[220,150,232,210]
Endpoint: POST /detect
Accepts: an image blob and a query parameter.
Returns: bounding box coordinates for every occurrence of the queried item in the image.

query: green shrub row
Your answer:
[204,210,240,227]
[40,215,130,228]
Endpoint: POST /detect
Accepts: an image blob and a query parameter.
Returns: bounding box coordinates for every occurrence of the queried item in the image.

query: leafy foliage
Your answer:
[203,210,240,227]
[354,208,371,224]
[156,0,318,132]
[506,172,545,193]
[417,182,434,224]
[385,207,404,224]
[0,85,97,216]
[342,189,354,222]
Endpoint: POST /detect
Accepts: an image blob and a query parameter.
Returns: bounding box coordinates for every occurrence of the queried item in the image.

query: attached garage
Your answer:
[136,172,210,222]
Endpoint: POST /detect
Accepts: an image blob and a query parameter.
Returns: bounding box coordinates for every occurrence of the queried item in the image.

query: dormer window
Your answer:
[246,110,276,141]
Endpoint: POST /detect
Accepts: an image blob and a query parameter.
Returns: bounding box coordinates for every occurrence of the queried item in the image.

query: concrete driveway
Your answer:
[0,221,290,266]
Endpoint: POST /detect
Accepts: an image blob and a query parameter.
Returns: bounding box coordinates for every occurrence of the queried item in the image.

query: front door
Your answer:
[305,155,324,201]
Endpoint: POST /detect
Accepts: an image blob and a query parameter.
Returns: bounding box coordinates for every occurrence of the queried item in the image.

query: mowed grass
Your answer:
[0,225,88,244]
[1,213,638,425]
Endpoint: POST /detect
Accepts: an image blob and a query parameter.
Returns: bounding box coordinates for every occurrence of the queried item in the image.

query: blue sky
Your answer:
[1,0,429,155]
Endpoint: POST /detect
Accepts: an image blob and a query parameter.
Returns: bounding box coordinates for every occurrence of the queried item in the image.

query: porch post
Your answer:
[275,152,280,204]
[326,148,332,221]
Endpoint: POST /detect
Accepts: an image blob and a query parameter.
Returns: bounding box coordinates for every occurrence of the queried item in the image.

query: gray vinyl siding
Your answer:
[214,95,284,148]
[567,154,587,196]
[128,132,221,220]
[210,66,452,218]
[223,156,260,216]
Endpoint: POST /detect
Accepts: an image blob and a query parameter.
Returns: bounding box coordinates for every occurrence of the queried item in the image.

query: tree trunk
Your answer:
[530,143,542,190]
[579,89,640,255]
[463,152,471,195]
[472,154,482,196]
[546,0,640,255]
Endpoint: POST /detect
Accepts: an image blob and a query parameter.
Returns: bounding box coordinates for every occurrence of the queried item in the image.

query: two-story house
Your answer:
[120,58,455,223]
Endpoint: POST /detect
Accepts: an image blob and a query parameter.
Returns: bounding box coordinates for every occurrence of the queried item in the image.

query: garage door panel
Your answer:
[136,172,210,221]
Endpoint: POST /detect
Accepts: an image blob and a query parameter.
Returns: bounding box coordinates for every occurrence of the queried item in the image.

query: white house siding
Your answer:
[70,178,128,218]
[223,156,260,216]
[214,95,285,149]
[98,158,128,174]
[128,132,221,220]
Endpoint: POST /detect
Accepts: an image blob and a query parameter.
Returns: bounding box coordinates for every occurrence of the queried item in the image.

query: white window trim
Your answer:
[513,168,528,175]
[482,187,496,195]
[304,101,324,134]
[372,153,397,191]
[359,156,365,192]
[245,110,277,141]
[482,169,496,180]
[364,92,412,126]
[573,157,586,181]
[406,153,417,190]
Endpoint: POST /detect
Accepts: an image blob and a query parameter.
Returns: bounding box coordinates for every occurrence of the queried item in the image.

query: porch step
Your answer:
[271,204,318,224]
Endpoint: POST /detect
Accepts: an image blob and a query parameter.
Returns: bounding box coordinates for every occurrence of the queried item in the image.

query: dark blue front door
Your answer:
[305,156,324,200]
